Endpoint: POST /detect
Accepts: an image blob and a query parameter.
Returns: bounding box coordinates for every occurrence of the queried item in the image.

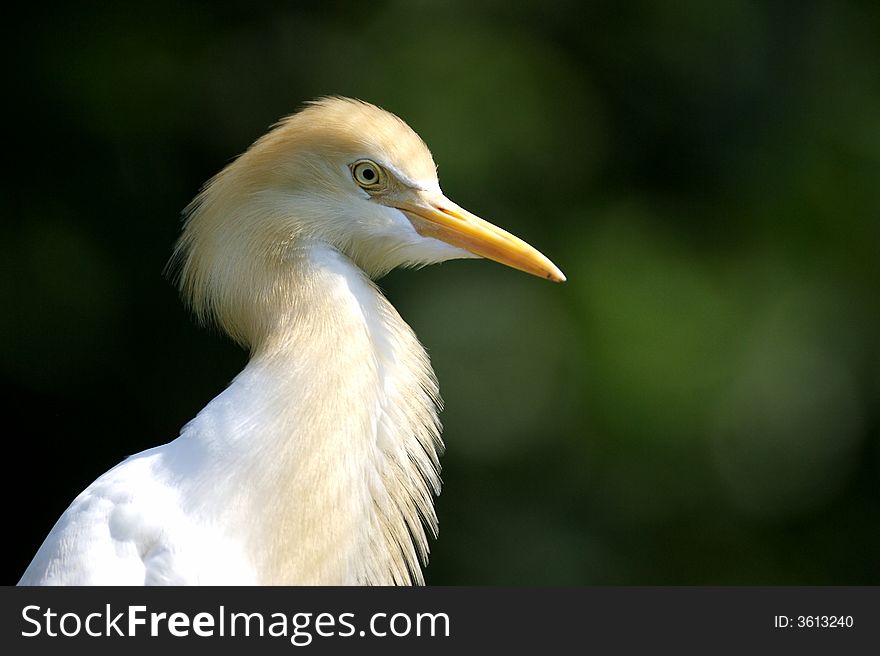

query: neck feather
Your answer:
[176,242,442,584]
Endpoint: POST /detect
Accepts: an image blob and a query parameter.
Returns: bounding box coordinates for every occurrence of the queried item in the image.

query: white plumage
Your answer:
[20,97,564,585]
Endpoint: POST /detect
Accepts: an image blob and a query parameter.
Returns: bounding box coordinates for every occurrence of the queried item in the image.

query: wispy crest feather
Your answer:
[168,97,439,347]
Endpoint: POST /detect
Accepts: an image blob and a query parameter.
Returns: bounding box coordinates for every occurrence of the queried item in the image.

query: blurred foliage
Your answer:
[3,0,878,584]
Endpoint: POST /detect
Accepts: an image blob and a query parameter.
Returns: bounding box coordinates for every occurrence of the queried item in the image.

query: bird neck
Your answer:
[178,241,442,584]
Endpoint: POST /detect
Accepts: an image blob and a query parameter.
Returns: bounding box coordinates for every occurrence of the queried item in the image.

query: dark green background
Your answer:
[4,1,878,584]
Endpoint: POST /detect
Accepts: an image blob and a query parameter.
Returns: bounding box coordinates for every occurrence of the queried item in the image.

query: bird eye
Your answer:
[351,160,383,188]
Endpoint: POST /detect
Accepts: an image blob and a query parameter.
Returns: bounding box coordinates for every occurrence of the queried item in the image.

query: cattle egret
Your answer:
[19,97,565,585]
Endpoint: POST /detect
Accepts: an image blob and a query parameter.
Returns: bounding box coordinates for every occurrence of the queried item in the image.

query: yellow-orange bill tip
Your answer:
[397,195,566,283]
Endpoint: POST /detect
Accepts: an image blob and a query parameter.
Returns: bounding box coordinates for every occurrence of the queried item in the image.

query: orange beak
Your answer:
[396,193,566,283]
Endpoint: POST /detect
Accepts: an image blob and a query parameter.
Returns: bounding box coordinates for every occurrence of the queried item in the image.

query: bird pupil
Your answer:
[363,168,375,180]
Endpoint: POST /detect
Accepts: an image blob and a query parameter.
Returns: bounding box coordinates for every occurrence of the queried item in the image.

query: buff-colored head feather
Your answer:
[168,97,441,346]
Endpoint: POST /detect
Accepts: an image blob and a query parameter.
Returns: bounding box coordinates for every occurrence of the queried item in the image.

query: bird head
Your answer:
[171,97,564,345]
